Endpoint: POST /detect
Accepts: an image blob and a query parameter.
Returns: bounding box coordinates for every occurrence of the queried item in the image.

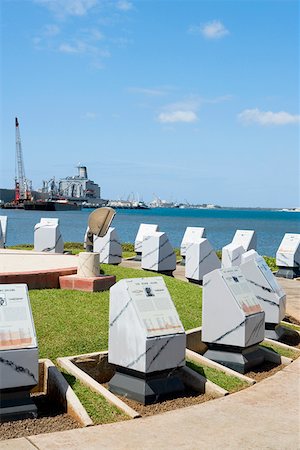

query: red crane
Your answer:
[15,117,32,202]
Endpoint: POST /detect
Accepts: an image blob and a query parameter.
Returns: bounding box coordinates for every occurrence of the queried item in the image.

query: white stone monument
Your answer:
[93,227,122,265]
[276,233,300,279]
[180,226,206,265]
[134,224,159,260]
[108,277,186,404]
[202,267,265,373]
[141,232,176,274]
[222,243,245,268]
[185,238,220,284]
[0,216,8,248]
[34,218,64,253]
[232,229,257,252]
[240,250,286,340]
[0,284,38,421]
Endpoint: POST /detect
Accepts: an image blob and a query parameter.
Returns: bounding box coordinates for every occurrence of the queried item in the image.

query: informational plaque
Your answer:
[222,267,262,315]
[256,256,285,297]
[278,234,300,254]
[126,278,184,338]
[0,284,37,350]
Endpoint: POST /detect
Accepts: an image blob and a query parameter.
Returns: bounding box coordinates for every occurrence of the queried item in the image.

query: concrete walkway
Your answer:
[277,277,300,322]
[2,358,299,450]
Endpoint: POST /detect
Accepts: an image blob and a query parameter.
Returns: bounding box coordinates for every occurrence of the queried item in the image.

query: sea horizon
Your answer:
[2,207,300,258]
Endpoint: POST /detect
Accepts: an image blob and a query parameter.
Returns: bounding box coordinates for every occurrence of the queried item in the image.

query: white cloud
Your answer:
[43,24,60,36]
[238,108,300,126]
[158,111,198,123]
[81,28,104,41]
[164,98,201,112]
[116,1,133,11]
[58,42,82,53]
[58,40,110,58]
[35,0,98,18]
[82,112,97,119]
[189,20,229,40]
[156,94,232,124]
[128,87,168,96]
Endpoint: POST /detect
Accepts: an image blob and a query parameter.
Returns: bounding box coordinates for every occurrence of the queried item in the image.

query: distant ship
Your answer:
[23,199,81,211]
[107,199,149,209]
[280,207,300,212]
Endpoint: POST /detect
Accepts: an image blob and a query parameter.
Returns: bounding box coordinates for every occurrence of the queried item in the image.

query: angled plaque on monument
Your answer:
[185,238,220,284]
[202,267,265,373]
[180,226,206,265]
[141,231,176,275]
[275,233,300,279]
[93,227,122,265]
[0,284,38,421]
[222,243,245,268]
[240,250,286,340]
[232,229,257,252]
[134,224,159,260]
[34,217,64,253]
[108,277,186,404]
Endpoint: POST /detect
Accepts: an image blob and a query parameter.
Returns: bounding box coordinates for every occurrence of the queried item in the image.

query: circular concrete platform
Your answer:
[0,249,78,289]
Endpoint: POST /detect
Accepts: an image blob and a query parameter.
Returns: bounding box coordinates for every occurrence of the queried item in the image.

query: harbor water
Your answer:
[2,208,300,257]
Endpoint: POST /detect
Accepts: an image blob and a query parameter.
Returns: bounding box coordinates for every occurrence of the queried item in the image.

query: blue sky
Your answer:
[1,0,299,207]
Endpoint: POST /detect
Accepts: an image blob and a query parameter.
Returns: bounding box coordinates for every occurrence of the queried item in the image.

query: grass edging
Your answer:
[186,349,255,385]
[179,366,228,397]
[57,353,140,419]
[34,358,93,427]
[259,346,292,365]
[261,339,300,360]
[186,360,249,393]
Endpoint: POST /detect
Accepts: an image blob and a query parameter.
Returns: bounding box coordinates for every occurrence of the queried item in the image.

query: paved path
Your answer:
[277,277,300,323]
[121,259,300,322]
[2,358,299,450]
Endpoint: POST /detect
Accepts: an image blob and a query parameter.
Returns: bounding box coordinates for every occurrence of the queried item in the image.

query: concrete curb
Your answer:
[34,358,93,427]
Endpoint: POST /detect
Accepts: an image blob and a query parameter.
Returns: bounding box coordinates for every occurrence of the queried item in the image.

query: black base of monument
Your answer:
[143,269,174,277]
[187,278,203,286]
[203,344,265,374]
[275,266,300,279]
[133,253,142,261]
[265,323,299,344]
[265,323,287,341]
[108,367,185,405]
[0,388,38,422]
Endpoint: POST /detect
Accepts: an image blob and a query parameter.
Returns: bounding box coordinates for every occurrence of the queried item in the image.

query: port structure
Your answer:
[15,117,32,202]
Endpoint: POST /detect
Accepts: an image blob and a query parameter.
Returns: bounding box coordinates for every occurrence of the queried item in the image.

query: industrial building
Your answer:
[58,166,101,200]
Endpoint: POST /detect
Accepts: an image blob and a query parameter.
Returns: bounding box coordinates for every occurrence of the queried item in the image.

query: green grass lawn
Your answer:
[28,265,201,423]
[62,372,129,424]
[30,264,201,362]
[260,342,299,360]
[186,360,248,393]
[280,321,300,332]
